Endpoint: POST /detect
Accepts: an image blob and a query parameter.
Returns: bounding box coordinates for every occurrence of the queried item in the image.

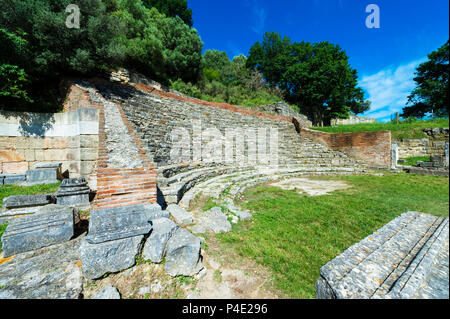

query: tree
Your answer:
[142,0,193,27]
[402,40,449,118]
[247,32,366,126]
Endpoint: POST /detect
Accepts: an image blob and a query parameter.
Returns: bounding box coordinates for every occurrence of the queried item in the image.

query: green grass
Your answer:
[311,118,449,140]
[0,183,60,207]
[401,156,431,166]
[215,173,449,299]
[0,183,60,253]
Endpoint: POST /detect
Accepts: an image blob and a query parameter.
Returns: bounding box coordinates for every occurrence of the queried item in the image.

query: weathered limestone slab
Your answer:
[93,286,121,299]
[85,205,153,244]
[143,218,179,263]
[0,236,83,299]
[167,204,193,225]
[1,194,54,211]
[316,212,449,299]
[24,163,62,186]
[80,204,156,279]
[55,178,90,207]
[1,205,75,257]
[164,228,203,277]
[2,174,26,185]
[80,235,144,280]
[196,207,232,234]
[145,203,170,220]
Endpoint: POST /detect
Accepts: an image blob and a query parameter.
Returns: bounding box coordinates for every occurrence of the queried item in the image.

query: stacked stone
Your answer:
[98,84,362,170]
[1,205,76,257]
[79,204,204,279]
[316,212,449,299]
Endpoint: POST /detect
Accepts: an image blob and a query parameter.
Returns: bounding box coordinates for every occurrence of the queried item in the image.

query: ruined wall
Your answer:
[299,128,391,167]
[0,108,99,179]
[331,114,377,126]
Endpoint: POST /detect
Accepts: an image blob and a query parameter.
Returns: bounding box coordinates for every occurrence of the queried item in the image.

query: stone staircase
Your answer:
[74,81,157,210]
[92,82,365,208]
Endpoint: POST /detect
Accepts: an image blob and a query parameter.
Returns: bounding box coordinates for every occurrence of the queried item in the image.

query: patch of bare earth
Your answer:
[190,235,285,299]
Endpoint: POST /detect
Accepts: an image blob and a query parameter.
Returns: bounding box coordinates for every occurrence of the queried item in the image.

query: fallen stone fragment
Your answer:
[24,163,62,186]
[164,228,203,277]
[80,235,144,280]
[80,205,154,279]
[142,218,179,263]
[0,236,83,299]
[85,205,153,244]
[1,205,75,257]
[2,174,26,185]
[1,194,55,211]
[167,204,193,225]
[145,204,170,220]
[197,207,231,234]
[93,286,121,299]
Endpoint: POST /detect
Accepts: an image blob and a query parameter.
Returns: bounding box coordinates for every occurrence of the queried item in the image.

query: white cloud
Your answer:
[360,59,426,121]
[245,0,267,34]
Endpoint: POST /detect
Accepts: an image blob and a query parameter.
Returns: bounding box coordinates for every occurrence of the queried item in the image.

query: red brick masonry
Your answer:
[299,128,392,167]
[93,99,157,210]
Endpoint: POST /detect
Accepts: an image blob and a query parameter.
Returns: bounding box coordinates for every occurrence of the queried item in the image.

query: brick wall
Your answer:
[299,128,392,167]
[93,91,157,210]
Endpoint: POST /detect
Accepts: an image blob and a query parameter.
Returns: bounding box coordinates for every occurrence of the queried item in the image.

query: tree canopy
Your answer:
[402,40,449,119]
[0,0,203,111]
[247,32,369,125]
[142,0,193,27]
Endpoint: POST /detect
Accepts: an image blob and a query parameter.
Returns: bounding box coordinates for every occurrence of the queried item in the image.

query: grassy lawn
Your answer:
[311,118,449,140]
[0,183,60,207]
[401,156,431,166]
[213,173,449,299]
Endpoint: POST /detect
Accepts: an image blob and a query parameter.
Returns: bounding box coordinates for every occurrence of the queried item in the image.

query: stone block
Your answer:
[1,205,75,257]
[2,162,28,175]
[80,148,98,161]
[167,204,193,225]
[2,174,26,185]
[80,161,95,176]
[85,204,153,244]
[24,165,61,186]
[93,286,121,299]
[80,235,144,280]
[143,218,179,263]
[316,212,449,299]
[2,194,54,211]
[164,228,203,277]
[34,149,44,161]
[44,149,66,162]
[80,135,99,149]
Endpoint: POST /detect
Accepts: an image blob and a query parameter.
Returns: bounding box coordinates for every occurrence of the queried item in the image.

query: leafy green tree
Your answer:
[142,0,193,27]
[247,32,366,125]
[402,40,449,118]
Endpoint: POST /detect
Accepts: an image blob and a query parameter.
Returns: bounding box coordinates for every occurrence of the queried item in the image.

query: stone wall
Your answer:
[0,108,99,179]
[299,128,391,167]
[397,138,448,159]
[331,114,377,126]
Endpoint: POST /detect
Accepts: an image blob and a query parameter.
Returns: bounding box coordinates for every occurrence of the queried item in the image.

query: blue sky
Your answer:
[189,0,449,122]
